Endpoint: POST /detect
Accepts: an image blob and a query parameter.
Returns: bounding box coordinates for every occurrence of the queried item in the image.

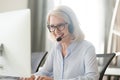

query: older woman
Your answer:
[22,5,99,80]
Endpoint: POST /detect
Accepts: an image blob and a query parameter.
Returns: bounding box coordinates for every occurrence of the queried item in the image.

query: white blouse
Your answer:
[34,40,99,80]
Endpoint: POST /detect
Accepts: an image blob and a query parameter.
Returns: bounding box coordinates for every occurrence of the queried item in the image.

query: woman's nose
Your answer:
[54,27,60,33]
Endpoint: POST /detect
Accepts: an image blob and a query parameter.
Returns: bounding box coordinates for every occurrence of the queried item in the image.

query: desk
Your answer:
[0,75,20,80]
[105,67,120,80]
[105,67,120,76]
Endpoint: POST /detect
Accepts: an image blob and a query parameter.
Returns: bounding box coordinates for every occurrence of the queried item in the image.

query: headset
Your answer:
[60,10,74,34]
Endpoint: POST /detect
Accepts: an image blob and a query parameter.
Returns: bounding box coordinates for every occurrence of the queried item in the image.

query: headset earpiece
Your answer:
[68,24,74,33]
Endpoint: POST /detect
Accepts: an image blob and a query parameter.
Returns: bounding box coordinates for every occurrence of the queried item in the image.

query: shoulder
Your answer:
[48,43,60,55]
[81,40,96,55]
[75,40,96,55]
[77,40,95,48]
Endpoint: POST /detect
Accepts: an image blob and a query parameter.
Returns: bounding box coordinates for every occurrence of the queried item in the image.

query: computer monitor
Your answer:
[0,9,31,77]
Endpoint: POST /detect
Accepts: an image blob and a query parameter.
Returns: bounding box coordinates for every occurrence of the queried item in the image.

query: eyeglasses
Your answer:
[47,23,67,32]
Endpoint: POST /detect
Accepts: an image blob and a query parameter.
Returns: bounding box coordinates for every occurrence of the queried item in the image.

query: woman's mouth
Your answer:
[56,33,64,39]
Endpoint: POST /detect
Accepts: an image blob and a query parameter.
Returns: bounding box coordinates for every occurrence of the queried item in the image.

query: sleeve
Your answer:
[33,47,55,77]
[83,45,99,80]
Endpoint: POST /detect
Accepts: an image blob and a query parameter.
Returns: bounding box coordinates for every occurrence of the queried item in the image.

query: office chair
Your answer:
[31,51,48,73]
[96,53,116,80]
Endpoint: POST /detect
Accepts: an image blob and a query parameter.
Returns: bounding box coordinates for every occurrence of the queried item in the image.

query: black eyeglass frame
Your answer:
[47,23,68,32]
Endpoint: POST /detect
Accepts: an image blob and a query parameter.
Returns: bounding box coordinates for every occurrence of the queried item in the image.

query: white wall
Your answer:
[0,0,28,12]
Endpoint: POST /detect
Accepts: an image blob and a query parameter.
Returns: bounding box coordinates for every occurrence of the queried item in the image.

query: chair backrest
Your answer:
[96,53,115,80]
[31,51,48,73]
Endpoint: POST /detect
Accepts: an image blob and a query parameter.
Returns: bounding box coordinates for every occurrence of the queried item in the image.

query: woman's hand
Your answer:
[19,75,35,80]
[19,75,53,80]
[36,76,53,80]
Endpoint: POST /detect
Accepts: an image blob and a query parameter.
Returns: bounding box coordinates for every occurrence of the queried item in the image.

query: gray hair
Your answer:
[47,5,85,41]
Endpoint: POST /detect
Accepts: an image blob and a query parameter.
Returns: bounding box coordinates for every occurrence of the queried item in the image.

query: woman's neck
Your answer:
[61,34,73,48]
[60,35,75,57]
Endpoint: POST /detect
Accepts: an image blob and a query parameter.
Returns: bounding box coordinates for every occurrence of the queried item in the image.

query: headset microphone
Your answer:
[56,37,62,41]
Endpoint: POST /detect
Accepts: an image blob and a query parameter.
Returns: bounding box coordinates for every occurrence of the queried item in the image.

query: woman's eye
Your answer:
[50,25,54,27]
[50,25,55,28]
[58,24,64,27]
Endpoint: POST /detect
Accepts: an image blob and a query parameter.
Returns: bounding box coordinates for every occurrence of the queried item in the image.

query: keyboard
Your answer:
[0,75,20,80]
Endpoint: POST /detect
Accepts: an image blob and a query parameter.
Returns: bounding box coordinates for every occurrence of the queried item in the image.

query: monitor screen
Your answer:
[0,9,31,77]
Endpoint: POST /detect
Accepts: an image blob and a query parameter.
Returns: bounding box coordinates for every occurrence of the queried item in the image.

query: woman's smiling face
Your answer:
[49,15,71,43]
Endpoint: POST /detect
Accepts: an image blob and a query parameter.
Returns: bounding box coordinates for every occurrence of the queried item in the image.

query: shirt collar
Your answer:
[56,40,78,58]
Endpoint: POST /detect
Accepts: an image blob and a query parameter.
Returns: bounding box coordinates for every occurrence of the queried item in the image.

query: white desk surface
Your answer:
[105,67,120,76]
